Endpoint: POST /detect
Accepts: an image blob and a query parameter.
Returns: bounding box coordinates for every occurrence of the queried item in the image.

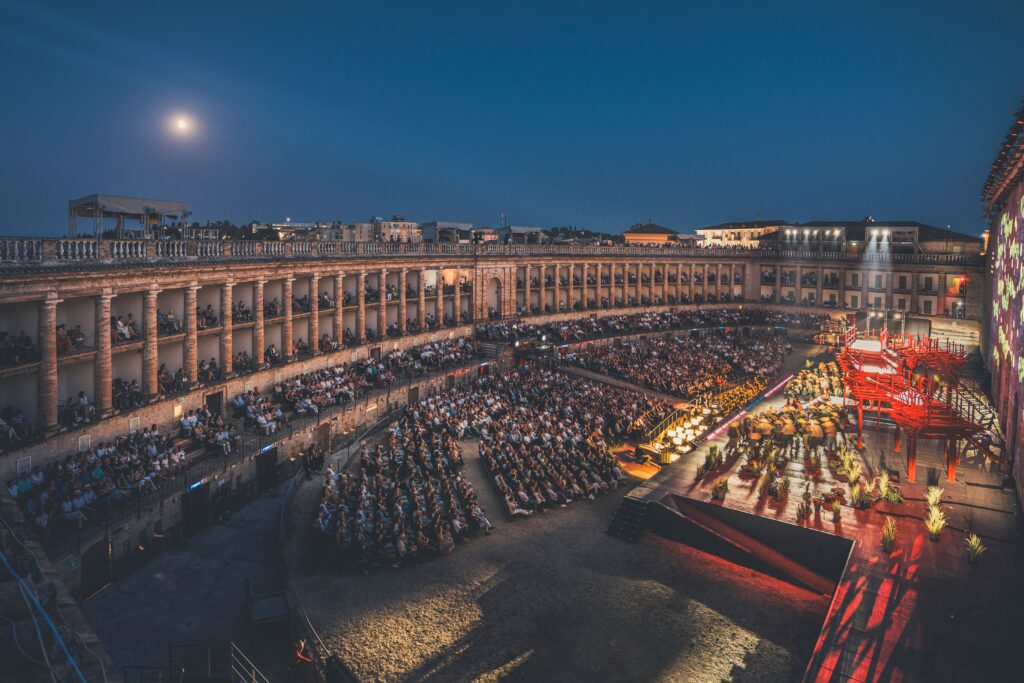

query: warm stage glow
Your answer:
[176,117,189,131]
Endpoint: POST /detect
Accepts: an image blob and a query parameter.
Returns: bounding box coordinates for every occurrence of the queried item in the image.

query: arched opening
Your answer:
[486,277,503,320]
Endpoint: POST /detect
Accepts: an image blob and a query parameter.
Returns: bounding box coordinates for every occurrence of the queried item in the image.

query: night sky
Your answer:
[1,1,1022,237]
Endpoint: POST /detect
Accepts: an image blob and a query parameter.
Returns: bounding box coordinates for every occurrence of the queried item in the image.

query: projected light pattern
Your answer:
[992,182,1024,386]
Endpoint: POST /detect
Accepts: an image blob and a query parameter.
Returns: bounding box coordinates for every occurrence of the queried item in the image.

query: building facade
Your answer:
[0,238,983,470]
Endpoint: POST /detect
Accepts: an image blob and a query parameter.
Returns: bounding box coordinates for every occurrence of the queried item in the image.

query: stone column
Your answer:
[378,269,388,337]
[282,276,294,360]
[309,274,320,354]
[453,269,462,323]
[185,284,199,384]
[357,271,367,344]
[333,272,344,344]
[774,265,782,302]
[38,295,59,432]
[143,287,159,399]
[220,281,233,374]
[399,269,408,334]
[839,268,847,308]
[662,263,668,303]
[94,290,113,415]
[418,270,426,330]
[253,280,265,367]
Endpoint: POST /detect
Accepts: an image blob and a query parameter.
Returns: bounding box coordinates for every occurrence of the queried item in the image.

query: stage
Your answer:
[622,375,1022,682]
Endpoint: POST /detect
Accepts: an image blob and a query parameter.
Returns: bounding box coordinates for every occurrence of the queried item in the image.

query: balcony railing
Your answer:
[0,238,984,268]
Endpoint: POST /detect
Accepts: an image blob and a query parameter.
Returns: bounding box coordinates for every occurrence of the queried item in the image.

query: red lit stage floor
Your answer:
[629,387,1022,682]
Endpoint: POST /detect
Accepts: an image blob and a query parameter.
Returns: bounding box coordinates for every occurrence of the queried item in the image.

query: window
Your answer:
[873,296,882,309]
[923,299,933,315]
[897,298,906,310]
[874,274,883,289]
[898,275,907,290]
[850,295,859,308]
[850,273,860,287]
[923,276,934,291]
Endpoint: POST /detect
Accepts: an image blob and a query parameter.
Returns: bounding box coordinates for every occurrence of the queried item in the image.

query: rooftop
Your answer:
[625,222,678,235]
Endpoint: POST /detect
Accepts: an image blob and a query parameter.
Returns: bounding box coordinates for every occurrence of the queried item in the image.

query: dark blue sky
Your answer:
[1,1,1022,237]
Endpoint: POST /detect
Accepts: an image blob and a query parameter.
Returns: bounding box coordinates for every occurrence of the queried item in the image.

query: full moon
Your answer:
[176,117,188,131]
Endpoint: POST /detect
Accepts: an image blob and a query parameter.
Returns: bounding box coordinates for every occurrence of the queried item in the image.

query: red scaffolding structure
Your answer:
[837,327,998,482]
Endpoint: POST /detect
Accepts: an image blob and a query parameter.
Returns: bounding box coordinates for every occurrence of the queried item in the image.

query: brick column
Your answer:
[539,265,547,312]
[333,272,344,343]
[453,269,462,323]
[839,268,847,307]
[282,277,294,359]
[220,281,233,374]
[566,264,574,308]
[774,266,782,302]
[253,280,265,367]
[435,270,445,323]
[554,264,562,310]
[662,263,668,302]
[357,271,367,344]
[378,269,388,337]
[309,274,320,355]
[418,270,426,330]
[581,264,589,309]
[94,290,113,416]
[143,287,159,399]
[816,267,824,306]
[399,269,408,333]
[38,295,59,432]
[523,266,531,314]
[675,263,682,301]
[185,284,199,384]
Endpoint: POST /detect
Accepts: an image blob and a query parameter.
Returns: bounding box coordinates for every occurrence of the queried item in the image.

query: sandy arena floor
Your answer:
[288,441,830,683]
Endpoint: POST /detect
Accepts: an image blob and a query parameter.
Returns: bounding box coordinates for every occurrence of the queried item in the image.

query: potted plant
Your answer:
[965,533,987,564]
[881,516,897,552]
[711,477,729,501]
[831,500,842,523]
[796,500,810,522]
[925,486,943,508]
[812,497,822,514]
[924,506,946,541]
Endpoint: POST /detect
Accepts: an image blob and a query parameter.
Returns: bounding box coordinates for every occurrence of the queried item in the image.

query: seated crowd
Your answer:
[569,329,789,399]
[475,309,828,344]
[235,338,483,435]
[9,424,192,533]
[315,415,490,569]
[411,368,660,516]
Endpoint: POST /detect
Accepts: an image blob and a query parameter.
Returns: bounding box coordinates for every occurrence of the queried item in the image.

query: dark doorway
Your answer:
[256,446,278,493]
[407,386,419,405]
[182,482,211,536]
[370,346,382,362]
[205,390,224,417]
[80,537,112,599]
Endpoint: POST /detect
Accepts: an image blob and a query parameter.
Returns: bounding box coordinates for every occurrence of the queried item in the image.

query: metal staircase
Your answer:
[607,497,649,541]
[124,643,269,683]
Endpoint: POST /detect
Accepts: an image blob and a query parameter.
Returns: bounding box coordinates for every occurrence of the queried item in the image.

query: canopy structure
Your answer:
[68,194,189,238]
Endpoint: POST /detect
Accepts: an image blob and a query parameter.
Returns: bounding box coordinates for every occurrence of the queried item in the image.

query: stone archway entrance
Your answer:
[486,277,503,319]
